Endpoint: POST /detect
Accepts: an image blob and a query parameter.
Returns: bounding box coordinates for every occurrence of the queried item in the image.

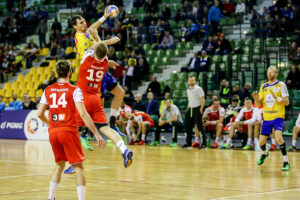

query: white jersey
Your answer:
[235,106,258,124]
[247,107,263,124]
[296,113,300,128]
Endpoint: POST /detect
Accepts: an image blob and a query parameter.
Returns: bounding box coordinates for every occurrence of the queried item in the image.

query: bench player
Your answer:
[38,60,106,200]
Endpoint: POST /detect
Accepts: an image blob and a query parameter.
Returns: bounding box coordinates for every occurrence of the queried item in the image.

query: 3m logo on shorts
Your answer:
[52,114,65,121]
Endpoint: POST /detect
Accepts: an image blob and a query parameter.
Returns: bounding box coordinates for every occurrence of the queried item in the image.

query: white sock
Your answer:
[227,138,232,145]
[247,138,252,146]
[132,134,136,139]
[48,181,58,200]
[271,139,276,145]
[283,155,289,163]
[110,108,118,117]
[215,137,219,143]
[292,140,297,147]
[195,137,199,142]
[116,140,127,154]
[77,185,86,200]
[142,135,145,141]
[254,138,259,144]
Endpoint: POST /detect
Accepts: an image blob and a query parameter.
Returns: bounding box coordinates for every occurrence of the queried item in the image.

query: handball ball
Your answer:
[105,5,119,17]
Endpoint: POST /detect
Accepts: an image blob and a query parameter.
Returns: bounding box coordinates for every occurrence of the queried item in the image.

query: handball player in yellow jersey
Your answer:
[252,66,290,171]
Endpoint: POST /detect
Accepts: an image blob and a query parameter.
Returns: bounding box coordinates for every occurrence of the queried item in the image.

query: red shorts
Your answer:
[49,131,85,164]
[148,121,155,128]
[76,92,107,127]
[238,124,248,133]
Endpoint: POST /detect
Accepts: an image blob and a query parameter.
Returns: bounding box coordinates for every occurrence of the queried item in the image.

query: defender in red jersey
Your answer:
[201,99,225,148]
[75,42,133,168]
[126,111,155,145]
[37,60,105,200]
[222,97,257,149]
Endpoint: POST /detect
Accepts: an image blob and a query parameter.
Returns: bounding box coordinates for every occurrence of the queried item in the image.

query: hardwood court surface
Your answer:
[0,139,300,200]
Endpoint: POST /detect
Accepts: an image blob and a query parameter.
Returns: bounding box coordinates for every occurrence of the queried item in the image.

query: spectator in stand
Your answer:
[182,0,192,18]
[137,53,149,74]
[223,0,235,17]
[286,65,300,90]
[291,47,300,65]
[179,23,187,42]
[250,9,261,28]
[280,17,292,36]
[181,52,200,73]
[128,51,138,66]
[126,60,137,90]
[235,0,246,24]
[36,19,48,48]
[50,42,58,59]
[143,12,153,27]
[136,22,147,44]
[281,6,292,18]
[186,19,199,43]
[51,18,62,34]
[149,20,157,44]
[199,18,209,37]
[216,35,232,55]
[208,0,224,35]
[288,43,297,60]
[132,93,146,112]
[175,4,187,22]
[22,94,37,110]
[239,82,252,106]
[119,70,131,89]
[146,75,161,97]
[159,92,173,114]
[0,95,6,111]
[162,3,171,20]
[122,85,134,106]
[271,14,281,36]
[199,50,210,72]
[37,71,57,91]
[232,83,241,96]
[144,0,158,13]
[7,93,22,110]
[23,43,37,69]
[202,35,218,55]
[134,0,145,9]
[145,91,159,116]
[136,59,146,81]
[191,1,200,20]
[28,39,38,49]
[151,99,184,147]
[219,80,232,108]
[158,31,175,49]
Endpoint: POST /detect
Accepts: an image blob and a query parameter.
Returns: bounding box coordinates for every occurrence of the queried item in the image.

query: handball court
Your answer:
[0,139,300,200]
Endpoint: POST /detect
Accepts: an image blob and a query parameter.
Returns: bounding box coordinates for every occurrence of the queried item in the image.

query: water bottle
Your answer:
[206,136,211,148]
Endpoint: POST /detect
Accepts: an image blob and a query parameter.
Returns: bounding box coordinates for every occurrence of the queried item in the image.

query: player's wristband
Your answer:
[211,121,216,125]
[276,97,283,102]
[99,16,107,23]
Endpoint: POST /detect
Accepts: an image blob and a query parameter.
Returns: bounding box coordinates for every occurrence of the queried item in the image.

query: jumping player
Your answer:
[37,60,106,200]
[252,66,290,171]
[71,14,125,148]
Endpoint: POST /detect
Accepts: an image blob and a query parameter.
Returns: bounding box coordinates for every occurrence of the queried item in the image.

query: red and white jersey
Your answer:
[203,106,225,121]
[118,105,134,118]
[133,111,154,123]
[40,82,83,133]
[235,106,258,124]
[76,49,108,94]
[296,113,300,128]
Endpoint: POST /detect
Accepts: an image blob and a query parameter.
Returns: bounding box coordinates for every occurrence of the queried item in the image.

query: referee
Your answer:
[182,76,206,148]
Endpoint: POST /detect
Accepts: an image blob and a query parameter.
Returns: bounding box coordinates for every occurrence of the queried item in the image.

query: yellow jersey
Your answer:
[259,80,289,121]
[74,31,95,60]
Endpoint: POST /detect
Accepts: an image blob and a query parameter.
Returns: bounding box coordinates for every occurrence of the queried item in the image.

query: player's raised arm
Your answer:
[89,13,109,30]
[252,91,263,107]
[88,28,101,42]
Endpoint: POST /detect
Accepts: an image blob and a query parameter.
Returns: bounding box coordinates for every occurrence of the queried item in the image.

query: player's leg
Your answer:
[243,123,254,150]
[138,121,150,145]
[99,125,133,168]
[73,162,86,200]
[257,120,272,166]
[289,126,300,151]
[270,130,277,151]
[79,127,94,151]
[135,122,143,141]
[192,125,200,147]
[48,161,66,200]
[223,122,242,148]
[213,123,223,148]
[129,121,138,144]
[254,121,262,151]
[170,122,179,147]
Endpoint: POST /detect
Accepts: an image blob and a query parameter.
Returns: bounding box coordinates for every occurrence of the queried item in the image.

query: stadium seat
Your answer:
[36,90,43,97]
[293,100,300,110]
[283,118,296,136]
[29,67,37,74]
[156,50,165,58]
[174,49,183,57]
[170,72,179,81]
[165,49,174,57]
[4,82,11,90]
[149,115,159,125]
[162,57,170,65]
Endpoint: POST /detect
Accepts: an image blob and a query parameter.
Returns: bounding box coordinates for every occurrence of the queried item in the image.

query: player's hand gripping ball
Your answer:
[105,5,119,17]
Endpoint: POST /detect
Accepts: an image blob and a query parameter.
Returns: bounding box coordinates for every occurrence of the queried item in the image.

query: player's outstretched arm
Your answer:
[88,28,101,42]
[75,102,106,148]
[101,36,120,45]
[252,91,263,107]
[37,104,49,125]
[89,13,109,30]
[108,60,119,69]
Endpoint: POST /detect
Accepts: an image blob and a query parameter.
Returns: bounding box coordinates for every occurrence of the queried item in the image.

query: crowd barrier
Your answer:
[0,110,49,140]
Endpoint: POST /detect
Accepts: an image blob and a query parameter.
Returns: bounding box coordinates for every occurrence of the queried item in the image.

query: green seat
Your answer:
[174,49,183,57]
[156,50,165,58]
[131,7,138,14]
[165,49,174,57]
[150,64,159,73]
[162,57,170,65]
[174,90,183,97]
[229,18,237,25]
[186,42,194,50]
[179,98,188,110]
[283,118,296,136]
[143,44,151,52]
[293,100,300,110]
[150,115,159,125]
[116,51,123,60]
[170,72,179,81]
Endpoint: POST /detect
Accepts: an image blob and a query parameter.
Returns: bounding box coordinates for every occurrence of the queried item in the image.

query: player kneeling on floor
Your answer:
[150,99,184,147]
[200,99,225,148]
[126,111,155,145]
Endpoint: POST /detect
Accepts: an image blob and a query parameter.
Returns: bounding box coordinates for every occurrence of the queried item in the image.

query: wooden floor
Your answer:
[0,139,300,200]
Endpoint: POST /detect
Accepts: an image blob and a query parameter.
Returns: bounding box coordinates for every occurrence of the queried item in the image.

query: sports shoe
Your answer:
[270,144,276,151]
[169,142,177,147]
[288,145,297,151]
[257,152,269,166]
[64,165,75,174]
[181,144,191,148]
[212,142,218,148]
[150,141,160,146]
[199,144,206,149]
[137,140,145,145]
[242,145,252,150]
[129,140,135,145]
[192,141,200,148]
[220,143,232,149]
[122,149,133,168]
[80,136,94,151]
[281,162,290,171]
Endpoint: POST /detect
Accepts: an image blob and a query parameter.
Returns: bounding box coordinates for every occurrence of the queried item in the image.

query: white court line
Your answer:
[216,188,300,199]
